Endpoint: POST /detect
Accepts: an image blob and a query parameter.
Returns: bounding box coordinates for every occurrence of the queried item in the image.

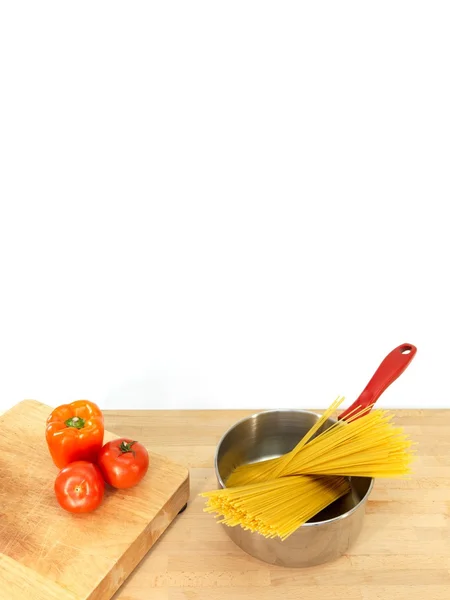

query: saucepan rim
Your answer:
[214,408,374,529]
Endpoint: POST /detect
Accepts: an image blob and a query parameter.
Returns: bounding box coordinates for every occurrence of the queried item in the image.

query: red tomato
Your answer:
[54,461,105,513]
[97,438,149,489]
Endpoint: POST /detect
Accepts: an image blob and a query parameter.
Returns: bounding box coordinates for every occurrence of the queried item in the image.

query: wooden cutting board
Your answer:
[0,400,190,600]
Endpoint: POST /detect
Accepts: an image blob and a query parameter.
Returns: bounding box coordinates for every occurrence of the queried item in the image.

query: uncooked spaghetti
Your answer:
[226,397,414,488]
[201,474,351,540]
[201,396,415,540]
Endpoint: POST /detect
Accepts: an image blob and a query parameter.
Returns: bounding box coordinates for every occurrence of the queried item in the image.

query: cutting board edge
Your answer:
[0,398,47,418]
[86,470,190,600]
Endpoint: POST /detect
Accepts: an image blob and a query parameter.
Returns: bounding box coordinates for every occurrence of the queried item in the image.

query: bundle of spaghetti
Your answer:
[201,474,351,541]
[225,396,348,487]
[226,396,415,487]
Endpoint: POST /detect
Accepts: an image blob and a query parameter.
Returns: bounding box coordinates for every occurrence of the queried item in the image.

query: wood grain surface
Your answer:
[100,408,450,600]
[0,401,189,600]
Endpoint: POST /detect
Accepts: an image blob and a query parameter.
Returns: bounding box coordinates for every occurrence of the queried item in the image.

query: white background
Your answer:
[1,2,449,413]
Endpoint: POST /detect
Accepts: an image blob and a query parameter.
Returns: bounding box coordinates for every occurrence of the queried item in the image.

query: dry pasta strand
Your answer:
[201,475,351,540]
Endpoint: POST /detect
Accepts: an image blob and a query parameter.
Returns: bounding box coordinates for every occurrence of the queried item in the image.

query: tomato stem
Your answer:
[119,440,137,456]
[65,416,86,429]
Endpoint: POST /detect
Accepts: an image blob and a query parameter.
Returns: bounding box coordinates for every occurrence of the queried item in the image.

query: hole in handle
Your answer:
[400,345,412,355]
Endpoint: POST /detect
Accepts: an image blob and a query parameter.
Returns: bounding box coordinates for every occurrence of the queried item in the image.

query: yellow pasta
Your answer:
[201,474,351,540]
[201,397,416,539]
[226,398,414,487]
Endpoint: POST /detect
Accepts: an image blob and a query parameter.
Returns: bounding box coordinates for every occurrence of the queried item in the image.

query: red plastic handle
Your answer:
[338,343,417,422]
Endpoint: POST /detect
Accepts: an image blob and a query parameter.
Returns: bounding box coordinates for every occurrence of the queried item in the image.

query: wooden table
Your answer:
[103,409,450,600]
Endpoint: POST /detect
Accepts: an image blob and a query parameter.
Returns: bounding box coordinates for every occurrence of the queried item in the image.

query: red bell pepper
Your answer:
[45,400,104,469]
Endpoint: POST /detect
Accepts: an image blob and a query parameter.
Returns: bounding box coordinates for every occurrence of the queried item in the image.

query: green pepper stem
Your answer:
[65,416,85,429]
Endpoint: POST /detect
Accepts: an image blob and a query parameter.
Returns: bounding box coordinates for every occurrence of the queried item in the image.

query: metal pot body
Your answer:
[214,409,373,567]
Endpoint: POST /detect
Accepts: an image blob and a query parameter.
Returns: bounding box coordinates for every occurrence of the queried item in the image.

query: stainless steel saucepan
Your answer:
[214,343,417,567]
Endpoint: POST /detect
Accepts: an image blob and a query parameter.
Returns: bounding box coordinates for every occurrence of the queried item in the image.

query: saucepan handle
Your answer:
[338,343,417,422]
